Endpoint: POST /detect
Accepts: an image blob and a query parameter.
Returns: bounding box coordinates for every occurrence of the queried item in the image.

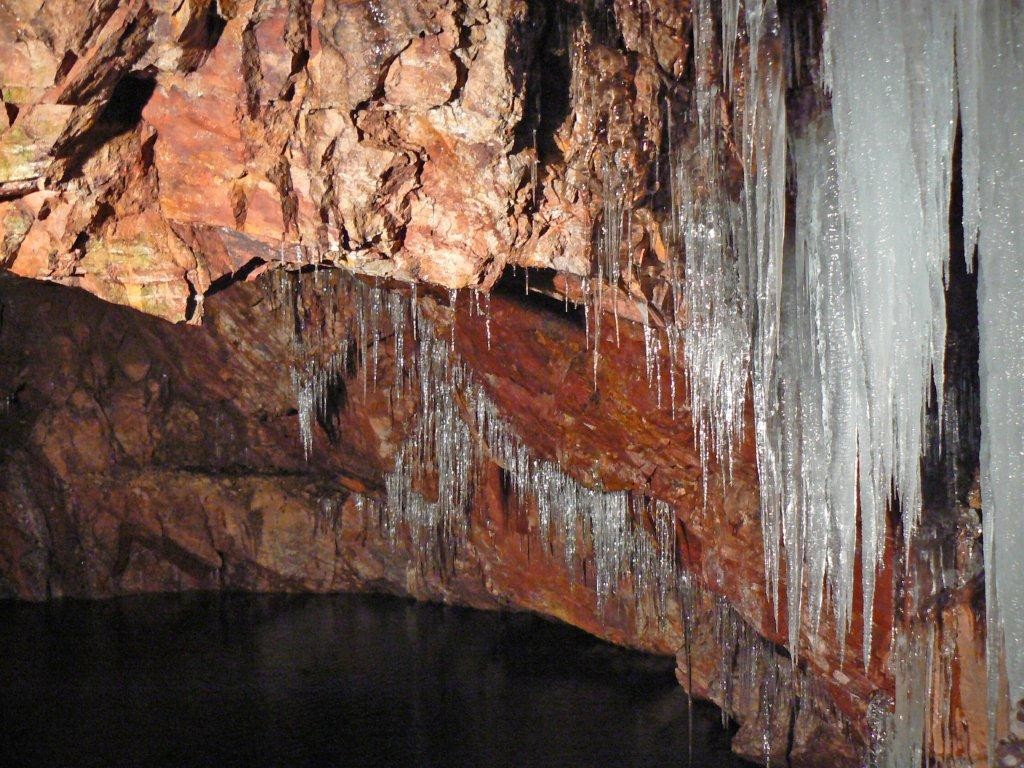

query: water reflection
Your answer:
[0,593,747,767]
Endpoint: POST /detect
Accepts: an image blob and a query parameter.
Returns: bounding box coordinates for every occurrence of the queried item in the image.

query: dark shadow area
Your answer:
[99,72,158,129]
[923,123,981,513]
[492,266,588,330]
[0,593,749,768]
[56,71,157,183]
[513,1,577,165]
[205,258,268,299]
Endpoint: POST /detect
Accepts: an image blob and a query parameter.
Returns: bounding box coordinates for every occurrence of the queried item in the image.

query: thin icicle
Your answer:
[955,0,982,270]
[721,0,741,98]
[742,0,787,617]
[291,365,315,459]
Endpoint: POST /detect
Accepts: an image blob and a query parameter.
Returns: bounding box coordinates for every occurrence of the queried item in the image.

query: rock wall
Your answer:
[1,0,665,317]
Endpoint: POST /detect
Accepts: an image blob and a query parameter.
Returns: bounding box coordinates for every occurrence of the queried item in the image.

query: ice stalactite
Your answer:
[675,0,752,489]
[819,0,956,665]
[290,365,315,460]
[599,157,625,292]
[740,0,788,617]
[642,323,665,406]
[720,0,741,97]
[956,0,1024,747]
[778,114,862,661]
[955,0,982,272]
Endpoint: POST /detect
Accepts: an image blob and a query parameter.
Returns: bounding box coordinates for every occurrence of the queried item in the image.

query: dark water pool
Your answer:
[0,593,746,767]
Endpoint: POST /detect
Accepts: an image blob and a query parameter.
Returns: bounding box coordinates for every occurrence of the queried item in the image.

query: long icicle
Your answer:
[824,0,955,666]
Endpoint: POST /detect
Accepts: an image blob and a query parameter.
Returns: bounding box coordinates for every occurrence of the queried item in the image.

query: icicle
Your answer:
[955,0,982,271]
[291,365,314,460]
[531,126,539,205]
[483,290,492,349]
[599,156,624,288]
[823,0,957,664]
[826,0,954,545]
[676,0,751,492]
[780,113,861,661]
[654,500,676,614]
[956,0,1024,750]
[721,0,741,98]
[643,324,655,387]
[582,276,591,350]
[370,284,382,388]
[388,291,408,393]
[592,275,601,386]
[742,0,787,618]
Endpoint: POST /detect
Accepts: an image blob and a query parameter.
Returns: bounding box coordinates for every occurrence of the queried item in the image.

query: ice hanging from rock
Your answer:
[825,0,954,546]
[956,0,1024,745]
[740,0,788,613]
[776,113,866,661]
[284,270,415,460]
[813,0,956,663]
[291,365,315,460]
[374,293,680,617]
[674,0,752,485]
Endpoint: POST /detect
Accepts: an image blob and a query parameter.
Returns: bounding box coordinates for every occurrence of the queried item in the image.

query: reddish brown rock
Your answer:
[385,35,459,110]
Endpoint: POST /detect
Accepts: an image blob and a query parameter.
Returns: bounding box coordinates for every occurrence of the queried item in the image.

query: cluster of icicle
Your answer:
[827,3,1021,763]
[282,268,412,460]
[383,294,682,615]
[283,270,679,617]
[285,269,865,764]
[663,1,1022,763]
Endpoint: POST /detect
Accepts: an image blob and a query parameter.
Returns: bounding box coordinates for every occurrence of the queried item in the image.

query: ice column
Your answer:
[824,0,956,660]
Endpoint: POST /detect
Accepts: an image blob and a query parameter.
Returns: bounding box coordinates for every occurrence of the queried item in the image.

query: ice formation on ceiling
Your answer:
[668,0,1017,761]
[667,5,1020,758]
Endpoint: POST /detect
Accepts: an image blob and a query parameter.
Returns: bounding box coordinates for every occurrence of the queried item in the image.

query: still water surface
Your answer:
[0,593,747,767]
